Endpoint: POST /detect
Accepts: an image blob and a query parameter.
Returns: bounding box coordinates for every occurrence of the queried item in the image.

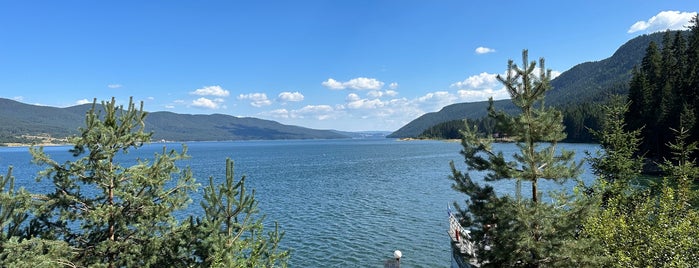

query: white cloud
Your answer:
[263,105,339,120]
[451,72,500,90]
[628,11,697,33]
[238,93,272,107]
[107,84,122,89]
[321,78,344,90]
[76,99,92,105]
[417,91,458,107]
[191,97,224,109]
[278,91,304,102]
[164,105,175,109]
[389,82,399,90]
[346,93,361,102]
[475,46,496,54]
[321,77,385,90]
[12,96,23,101]
[457,88,509,102]
[295,105,336,120]
[347,98,385,109]
[450,69,561,102]
[550,70,562,80]
[267,109,290,118]
[191,85,230,97]
[367,90,383,98]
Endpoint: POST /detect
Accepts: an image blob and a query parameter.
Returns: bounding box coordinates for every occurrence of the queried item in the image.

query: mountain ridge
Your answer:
[0,98,349,143]
[387,31,675,138]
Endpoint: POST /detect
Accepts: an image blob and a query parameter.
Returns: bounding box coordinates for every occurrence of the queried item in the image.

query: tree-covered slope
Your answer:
[388,31,674,138]
[0,98,348,142]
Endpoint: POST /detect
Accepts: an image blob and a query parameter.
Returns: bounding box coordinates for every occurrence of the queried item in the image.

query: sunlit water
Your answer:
[0,139,598,267]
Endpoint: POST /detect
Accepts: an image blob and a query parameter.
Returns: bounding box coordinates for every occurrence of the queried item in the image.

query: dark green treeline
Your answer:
[626,16,699,160]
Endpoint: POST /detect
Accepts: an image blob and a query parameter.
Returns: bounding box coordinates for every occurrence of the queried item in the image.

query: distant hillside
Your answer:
[388,31,674,138]
[0,98,348,143]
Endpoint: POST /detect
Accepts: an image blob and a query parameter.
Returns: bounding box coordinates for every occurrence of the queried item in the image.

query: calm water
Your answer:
[0,139,598,267]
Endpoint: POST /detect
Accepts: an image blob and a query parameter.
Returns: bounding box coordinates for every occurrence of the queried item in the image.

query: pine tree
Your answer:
[587,96,644,197]
[28,98,198,267]
[584,101,699,266]
[449,50,585,267]
[192,158,289,267]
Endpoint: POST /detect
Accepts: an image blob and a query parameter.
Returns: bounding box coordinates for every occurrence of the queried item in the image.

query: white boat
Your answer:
[448,206,478,268]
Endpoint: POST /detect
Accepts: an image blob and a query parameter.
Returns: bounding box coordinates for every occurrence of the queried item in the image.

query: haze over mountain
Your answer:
[387,31,674,138]
[0,99,348,143]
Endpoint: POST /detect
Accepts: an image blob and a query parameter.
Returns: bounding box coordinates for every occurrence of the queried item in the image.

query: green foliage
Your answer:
[191,158,289,267]
[583,97,699,267]
[450,50,587,267]
[419,117,496,139]
[626,17,699,160]
[0,98,289,267]
[587,95,644,193]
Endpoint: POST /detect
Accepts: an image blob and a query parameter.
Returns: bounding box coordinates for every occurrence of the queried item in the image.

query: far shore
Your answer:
[1,142,72,148]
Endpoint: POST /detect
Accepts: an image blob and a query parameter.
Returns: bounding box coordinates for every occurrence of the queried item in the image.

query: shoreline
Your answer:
[1,142,72,148]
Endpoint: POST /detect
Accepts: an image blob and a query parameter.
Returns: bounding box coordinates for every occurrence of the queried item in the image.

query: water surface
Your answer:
[0,139,598,267]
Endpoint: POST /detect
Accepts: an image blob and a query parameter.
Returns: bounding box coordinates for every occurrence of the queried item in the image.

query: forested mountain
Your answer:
[388,31,674,139]
[0,98,348,144]
[625,22,699,160]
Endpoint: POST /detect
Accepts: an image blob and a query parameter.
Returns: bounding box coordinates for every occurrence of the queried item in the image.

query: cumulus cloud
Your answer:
[347,98,385,109]
[76,99,92,105]
[389,82,399,90]
[278,91,305,102]
[451,72,500,90]
[475,46,496,54]
[191,85,230,97]
[450,72,508,101]
[628,11,697,34]
[417,91,458,107]
[267,109,290,118]
[450,69,561,102]
[346,93,361,102]
[367,91,383,99]
[191,97,225,109]
[263,105,340,121]
[321,78,344,90]
[294,105,336,120]
[238,93,272,107]
[12,96,23,101]
[107,84,122,89]
[550,70,562,80]
[457,88,509,101]
[321,77,385,90]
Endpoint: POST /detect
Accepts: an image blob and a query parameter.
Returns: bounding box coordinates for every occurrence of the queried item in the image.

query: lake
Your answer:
[0,139,598,267]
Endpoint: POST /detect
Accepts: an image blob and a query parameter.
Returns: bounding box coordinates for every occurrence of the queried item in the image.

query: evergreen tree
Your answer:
[687,15,699,140]
[625,67,649,135]
[28,98,197,267]
[584,104,699,266]
[587,96,644,195]
[0,97,290,267]
[191,158,289,267]
[449,50,585,267]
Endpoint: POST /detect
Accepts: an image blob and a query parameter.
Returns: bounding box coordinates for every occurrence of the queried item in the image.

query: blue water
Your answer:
[0,139,598,267]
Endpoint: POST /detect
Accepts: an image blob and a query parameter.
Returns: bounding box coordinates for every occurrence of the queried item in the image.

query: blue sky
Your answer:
[0,1,697,131]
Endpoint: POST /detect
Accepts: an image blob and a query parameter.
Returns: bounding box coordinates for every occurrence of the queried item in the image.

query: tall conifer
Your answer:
[29,98,197,267]
[450,50,584,267]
